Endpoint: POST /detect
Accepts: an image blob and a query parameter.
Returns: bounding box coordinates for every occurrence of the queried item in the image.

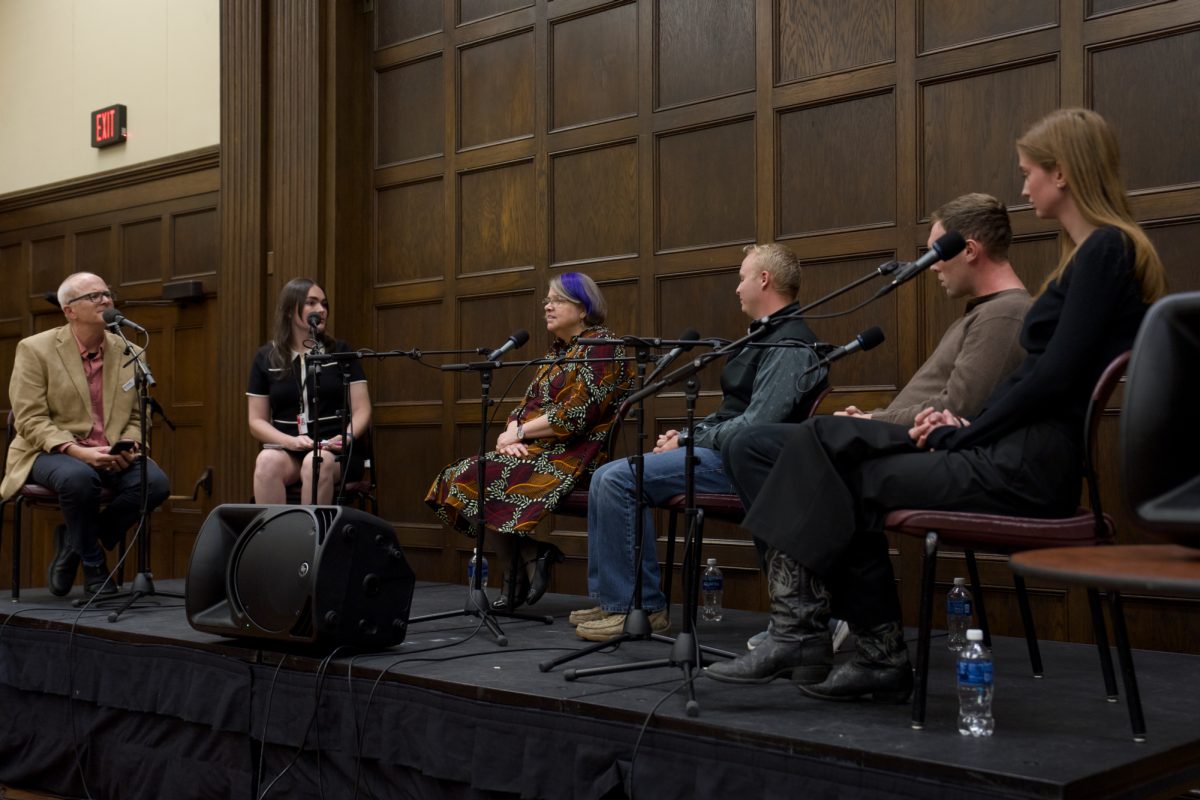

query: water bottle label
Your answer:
[702,576,723,592]
[948,598,971,616]
[957,661,993,686]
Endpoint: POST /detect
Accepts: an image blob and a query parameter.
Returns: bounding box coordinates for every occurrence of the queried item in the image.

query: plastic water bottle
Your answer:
[957,629,994,737]
[701,558,723,622]
[946,577,974,651]
[467,554,488,587]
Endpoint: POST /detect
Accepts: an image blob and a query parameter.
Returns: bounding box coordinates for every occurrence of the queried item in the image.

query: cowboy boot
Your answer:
[706,549,832,684]
[797,620,913,703]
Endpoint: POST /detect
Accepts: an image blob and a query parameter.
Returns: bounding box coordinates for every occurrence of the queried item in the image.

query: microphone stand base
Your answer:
[408,587,553,648]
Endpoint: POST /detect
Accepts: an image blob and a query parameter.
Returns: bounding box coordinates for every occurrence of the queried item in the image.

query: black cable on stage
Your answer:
[627,674,693,800]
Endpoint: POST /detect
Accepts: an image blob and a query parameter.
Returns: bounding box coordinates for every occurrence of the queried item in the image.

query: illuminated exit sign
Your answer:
[91,104,127,148]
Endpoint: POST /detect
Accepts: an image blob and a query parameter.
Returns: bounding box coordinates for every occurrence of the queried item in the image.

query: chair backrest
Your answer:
[1082,350,1131,536]
[1121,292,1200,539]
[804,384,833,419]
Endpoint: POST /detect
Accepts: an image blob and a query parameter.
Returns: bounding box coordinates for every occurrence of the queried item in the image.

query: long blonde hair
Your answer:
[1016,108,1166,302]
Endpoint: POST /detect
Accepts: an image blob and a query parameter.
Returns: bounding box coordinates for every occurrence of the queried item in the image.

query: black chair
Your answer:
[1121,291,1200,544]
[886,352,1129,729]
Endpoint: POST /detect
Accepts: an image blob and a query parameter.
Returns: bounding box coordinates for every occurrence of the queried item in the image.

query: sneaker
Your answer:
[568,606,608,625]
[576,609,669,642]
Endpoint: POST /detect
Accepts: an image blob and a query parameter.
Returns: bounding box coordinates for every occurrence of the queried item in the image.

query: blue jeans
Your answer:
[29,452,171,567]
[586,446,737,613]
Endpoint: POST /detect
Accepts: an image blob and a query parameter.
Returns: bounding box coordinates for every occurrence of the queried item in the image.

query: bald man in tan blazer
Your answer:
[3,272,170,596]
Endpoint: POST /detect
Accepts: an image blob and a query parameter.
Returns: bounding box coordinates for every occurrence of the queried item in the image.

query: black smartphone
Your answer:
[108,440,137,455]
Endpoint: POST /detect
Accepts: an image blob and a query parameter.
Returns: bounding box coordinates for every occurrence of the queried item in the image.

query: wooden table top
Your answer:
[1010,545,1200,596]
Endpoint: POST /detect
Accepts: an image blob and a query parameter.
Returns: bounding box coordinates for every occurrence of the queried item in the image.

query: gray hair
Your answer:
[57,272,104,307]
[550,272,607,325]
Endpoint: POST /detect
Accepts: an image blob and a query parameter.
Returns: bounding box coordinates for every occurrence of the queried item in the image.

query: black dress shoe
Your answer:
[524,541,564,606]
[491,558,529,611]
[83,562,118,596]
[47,524,80,597]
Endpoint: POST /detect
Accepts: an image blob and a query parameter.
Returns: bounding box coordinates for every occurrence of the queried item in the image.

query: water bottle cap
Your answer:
[967,628,983,641]
[707,558,717,566]
[954,577,966,586]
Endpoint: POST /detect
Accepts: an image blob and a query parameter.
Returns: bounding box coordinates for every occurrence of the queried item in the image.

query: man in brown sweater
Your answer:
[838,193,1030,426]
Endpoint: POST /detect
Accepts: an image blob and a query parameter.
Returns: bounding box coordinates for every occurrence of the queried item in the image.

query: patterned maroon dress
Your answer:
[425,326,634,536]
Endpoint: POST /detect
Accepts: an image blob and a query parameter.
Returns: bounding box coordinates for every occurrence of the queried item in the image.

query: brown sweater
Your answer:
[871,288,1031,426]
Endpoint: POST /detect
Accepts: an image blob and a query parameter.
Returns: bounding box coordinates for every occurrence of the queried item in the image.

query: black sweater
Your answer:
[928,225,1148,452]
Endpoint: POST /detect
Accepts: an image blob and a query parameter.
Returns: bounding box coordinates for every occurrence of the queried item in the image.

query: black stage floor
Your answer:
[1,580,1198,800]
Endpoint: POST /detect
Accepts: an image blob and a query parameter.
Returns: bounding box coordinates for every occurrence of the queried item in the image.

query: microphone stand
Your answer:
[90,326,184,622]
[306,325,325,505]
[407,356,554,645]
[538,341,735,684]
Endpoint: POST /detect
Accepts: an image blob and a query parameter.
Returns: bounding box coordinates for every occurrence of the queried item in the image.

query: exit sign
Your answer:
[91,104,127,148]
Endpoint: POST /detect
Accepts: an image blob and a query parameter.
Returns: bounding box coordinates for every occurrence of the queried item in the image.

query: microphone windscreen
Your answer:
[679,328,701,351]
[512,329,530,349]
[931,230,967,261]
[307,312,322,328]
[102,307,121,325]
[859,326,886,351]
[44,291,61,309]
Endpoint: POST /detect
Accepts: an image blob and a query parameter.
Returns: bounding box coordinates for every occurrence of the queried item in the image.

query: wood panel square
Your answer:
[459,161,536,273]
[121,218,164,285]
[551,142,638,264]
[657,119,755,251]
[551,2,637,130]
[376,302,447,403]
[779,92,896,235]
[172,323,208,406]
[456,290,542,401]
[657,0,754,109]
[376,0,442,49]
[74,228,112,279]
[459,30,535,150]
[31,237,65,300]
[172,208,218,279]
[378,57,444,166]
[921,61,1058,219]
[378,179,445,284]
[1091,30,1200,192]
[656,268,745,391]
[920,0,1056,53]
[376,424,444,526]
[1147,221,1200,294]
[0,245,23,319]
[460,0,532,26]
[777,0,894,82]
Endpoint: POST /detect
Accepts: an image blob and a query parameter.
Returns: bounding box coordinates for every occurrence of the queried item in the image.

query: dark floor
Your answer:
[3,579,1200,799]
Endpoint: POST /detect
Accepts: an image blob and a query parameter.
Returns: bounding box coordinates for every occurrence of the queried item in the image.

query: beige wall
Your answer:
[0,0,218,195]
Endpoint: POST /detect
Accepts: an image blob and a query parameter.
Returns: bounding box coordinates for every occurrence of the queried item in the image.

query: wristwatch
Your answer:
[516,422,526,441]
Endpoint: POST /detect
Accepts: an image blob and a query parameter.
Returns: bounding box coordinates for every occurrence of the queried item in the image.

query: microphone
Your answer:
[648,328,700,378]
[307,312,322,329]
[873,230,967,298]
[486,329,530,361]
[820,326,886,366]
[101,307,146,333]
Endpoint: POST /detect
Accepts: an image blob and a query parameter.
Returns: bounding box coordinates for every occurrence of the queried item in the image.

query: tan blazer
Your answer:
[2,325,142,499]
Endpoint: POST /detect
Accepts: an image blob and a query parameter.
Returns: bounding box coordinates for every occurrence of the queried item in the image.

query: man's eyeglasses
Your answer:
[64,290,117,305]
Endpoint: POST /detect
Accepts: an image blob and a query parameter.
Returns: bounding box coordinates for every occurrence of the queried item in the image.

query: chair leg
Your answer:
[1087,588,1119,701]
[965,550,990,647]
[912,531,939,730]
[12,498,24,602]
[1012,573,1044,677]
[663,509,678,614]
[1107,590,1146,742]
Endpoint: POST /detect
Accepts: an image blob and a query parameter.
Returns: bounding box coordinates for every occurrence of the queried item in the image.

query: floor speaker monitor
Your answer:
[186,504,415,648]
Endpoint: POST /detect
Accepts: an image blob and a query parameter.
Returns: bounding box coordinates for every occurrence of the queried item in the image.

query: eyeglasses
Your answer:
[64,290,117,305]
[541,295,579,307]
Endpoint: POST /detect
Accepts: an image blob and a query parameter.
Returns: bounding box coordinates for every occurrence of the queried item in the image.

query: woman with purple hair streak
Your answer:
[427,272,635,609]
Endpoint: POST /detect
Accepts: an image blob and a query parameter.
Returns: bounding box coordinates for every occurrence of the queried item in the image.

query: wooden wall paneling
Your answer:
[74,228,113,279]
[375,302,449,403]
[171,208,220,282]
[656,119,756,252]
[549,1,638,131]
[655,0,754,110]
[1146,219,1200,293]
[776,0,895,83]
[1088,0,1173,19]
[919,0,1058,54]
[377,179,447,283]
[777,91,898,237]
[550,141,639,264]
[218,0,266,504]
[459,160,537,273]
[655,267,744,399]
[121,218,164,285]
[458,29,536,150]
[920,60,1062,217]
[30,237,66,301]
[460,0,534,28]
[377,56,445,166]
[376,0,442,49]
[455,290,539,401]
[1089,27,1200,192]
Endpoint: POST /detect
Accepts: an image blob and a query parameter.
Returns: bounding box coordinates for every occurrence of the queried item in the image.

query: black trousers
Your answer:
[722,416,1081,626]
